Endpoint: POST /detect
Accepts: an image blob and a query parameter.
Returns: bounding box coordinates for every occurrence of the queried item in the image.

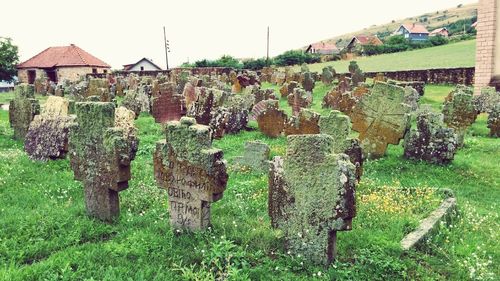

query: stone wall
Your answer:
[364,67,476,85]
[474,0,497,95]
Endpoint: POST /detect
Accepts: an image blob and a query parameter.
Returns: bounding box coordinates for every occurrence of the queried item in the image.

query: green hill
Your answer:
[299,39,476,73]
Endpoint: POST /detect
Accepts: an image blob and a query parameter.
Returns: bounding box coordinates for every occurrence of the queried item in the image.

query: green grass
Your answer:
[0,82,498,280]
[299,40,476,73]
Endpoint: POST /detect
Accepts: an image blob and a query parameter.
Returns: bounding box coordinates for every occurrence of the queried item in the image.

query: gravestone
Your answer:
[288,88,313,116]
[151,82,185,123]
[404,109,458,164]
[187,87,215,125]
[487,103,500,137]
[121,90,144,118]
[153,117,228,230]
[69,102,138,221]
[253,88,277,104]
[183,82,197,109]
[442,86,477,146]
[322,89,357,117]
[301,72,315,92]
[256,100,288,137]
[86,78,109,99]
[351,82,411,159]
[337,75,351,94]
[269,134,356,265]
[351,68,365,86]
[373,73,386,83]
[474,86,500,113]
[284,108,320,136]
[321,67,335,85]
[24,96,75,161]
[319,110,363,181]
[233,141,270,172]
[9,84,40,140]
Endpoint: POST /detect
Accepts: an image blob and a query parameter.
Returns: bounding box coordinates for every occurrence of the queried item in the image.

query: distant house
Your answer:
[17,44,111,84]
[123,58,163,72]
[430,27,449,38]
[0,81,15,93]
[305,42,339,55]
[394,23,430,41]
[344,35,384,55]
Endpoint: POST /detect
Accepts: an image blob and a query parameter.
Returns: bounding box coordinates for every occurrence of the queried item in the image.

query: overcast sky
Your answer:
[2,0,477,69]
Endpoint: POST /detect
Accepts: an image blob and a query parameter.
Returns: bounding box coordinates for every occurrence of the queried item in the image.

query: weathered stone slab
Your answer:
[442,86,477,146]
[284,109,320,136]
[351,82,411,159]
[322,89,357,117]
[152,82,185,123]
[301,72,315,92]
[321,67,335,85]
[154,117,228,230]
[404,110,458,164]
[233,141,270,172]
[487,103,500,137]
[256,100,287,137]
[9,84,40,140]
[69,102,138,221]
[474,86,500,113]
[269,134,356,265]
[288,88,312,116]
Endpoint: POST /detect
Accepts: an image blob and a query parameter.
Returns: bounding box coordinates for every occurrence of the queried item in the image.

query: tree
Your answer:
[0,37,19,82]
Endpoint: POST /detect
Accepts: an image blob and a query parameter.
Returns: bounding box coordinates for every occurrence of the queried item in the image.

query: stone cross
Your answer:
[319,110,363,181]
[351,82,411,159]
[256,100,288,137]
[151,82,185,123]
[322,88,357,117]
[9,84,40,140]
[69,102,138,221]
[24,96,75,161]
[404,109,458,164]
[288,88,312,116]
[284,108,320,136]
[321,67,335,85]
[154,117,228,230]
[442,86,477,146]
[301,72,315,92]
[269,134,356,265]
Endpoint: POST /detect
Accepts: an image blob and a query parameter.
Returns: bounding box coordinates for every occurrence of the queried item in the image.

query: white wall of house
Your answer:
[128,60,162,71]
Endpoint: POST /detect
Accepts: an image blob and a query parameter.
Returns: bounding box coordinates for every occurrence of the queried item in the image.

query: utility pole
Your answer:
[266,26,270,66]
[163,26,170,70]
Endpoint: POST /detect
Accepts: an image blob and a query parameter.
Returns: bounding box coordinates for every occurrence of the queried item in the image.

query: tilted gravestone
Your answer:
[153,117,228,230]
[256,100,288,137]
[69,102,138,221]
[351,82,411,159]
[269,134,356,265]
[24,96,76,161]
[487,103,500,137]
[288,88,313,116]
[442,86,477,147]
[151,82,185,123]
[404,109,458,164]
[284,108,320,136]
[233,141,270,172]
[319,110,363,182]
[9,84,40,140]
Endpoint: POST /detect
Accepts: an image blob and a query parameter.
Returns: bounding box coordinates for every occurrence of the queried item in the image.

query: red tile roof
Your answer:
[430,27,448,35]
[310,42,338,51]
[401,23,429,34]
[17,44,111,69]
[354,35,384,46]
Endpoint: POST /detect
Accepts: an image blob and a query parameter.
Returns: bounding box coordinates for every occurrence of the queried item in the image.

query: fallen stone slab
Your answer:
[401,193,457,251]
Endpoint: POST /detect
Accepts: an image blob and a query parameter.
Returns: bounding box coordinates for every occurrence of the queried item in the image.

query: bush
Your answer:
[274,50,320,66]
[193,55,243,69]
[242,58,271,70]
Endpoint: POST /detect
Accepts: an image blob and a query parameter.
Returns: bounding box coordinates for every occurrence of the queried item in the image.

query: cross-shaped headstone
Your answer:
[287,88,312,116]
[284,108,320,136]
[442,86,477,146]
[351,82,411,159]
[154,117,228,230]
[256,100,288,137]
[9,84,40,140]
[269,134,356,265]
[69,102,138,221]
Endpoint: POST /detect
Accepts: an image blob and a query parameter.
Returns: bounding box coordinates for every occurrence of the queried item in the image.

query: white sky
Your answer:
[1,0,477,69]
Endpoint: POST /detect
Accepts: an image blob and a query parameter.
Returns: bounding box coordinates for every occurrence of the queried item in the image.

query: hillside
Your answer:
[298,39,476,73]
[313,2,477,48]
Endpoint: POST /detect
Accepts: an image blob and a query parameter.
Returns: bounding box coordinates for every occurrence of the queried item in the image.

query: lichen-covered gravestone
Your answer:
[404,109,458,164]
[69,102,138,221]
[351,82,411,159]
[284,108,320,136]
[322,88,357,117]
[301,72,315,92]
[321,67,335,85]
[9,84,40,140]
[319,110,363,181]
[153,117,228,230]
[269,134,356,265]
[288,88,313,116]
[442,86,477,147]
[233,141,270,172]
[487,103,500,137]
[24,96,76,161]
[256,100,288,137]
[151,82,185,123]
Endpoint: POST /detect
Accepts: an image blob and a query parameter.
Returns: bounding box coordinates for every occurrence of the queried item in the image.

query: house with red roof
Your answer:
[305,42,339,55]
[17,44,111,84]
[429,27,449,38]
[394,23,430,41]
[344,35,384,55]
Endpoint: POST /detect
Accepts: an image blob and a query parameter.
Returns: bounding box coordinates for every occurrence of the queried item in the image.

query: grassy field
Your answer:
[0,82,498,280]
[298,40,476,73]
